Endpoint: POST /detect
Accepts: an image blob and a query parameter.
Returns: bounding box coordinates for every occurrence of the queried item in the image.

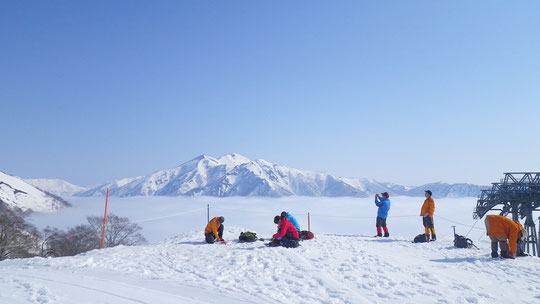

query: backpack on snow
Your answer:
[413,233,427,243]
[238,231,258,242]
[454,234,474,249]
[299,230,314,240]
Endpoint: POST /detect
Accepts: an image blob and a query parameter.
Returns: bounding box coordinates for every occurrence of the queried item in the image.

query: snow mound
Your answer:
[1,227,538,303]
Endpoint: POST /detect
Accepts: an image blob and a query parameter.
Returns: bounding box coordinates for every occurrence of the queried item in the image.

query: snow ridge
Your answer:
[76,153,488,198]
[25,178,87,196]
[0,171,70,212]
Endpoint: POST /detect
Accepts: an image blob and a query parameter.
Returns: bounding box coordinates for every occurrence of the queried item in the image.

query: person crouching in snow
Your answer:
[420,190,436,241]
[204,216,225,244]
[281,211,301,233]
[271,215,299,248]
[374,192,391,237]
[485,215,528,259]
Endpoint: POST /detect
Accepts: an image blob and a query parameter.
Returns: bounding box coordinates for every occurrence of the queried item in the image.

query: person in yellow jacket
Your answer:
[204,216,225,244]
[420,190,436,242]
[484,214,528,259]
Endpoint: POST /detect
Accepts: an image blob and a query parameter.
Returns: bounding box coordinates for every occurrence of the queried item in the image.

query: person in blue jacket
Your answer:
[374,192,391,237]
[281,211,301,232]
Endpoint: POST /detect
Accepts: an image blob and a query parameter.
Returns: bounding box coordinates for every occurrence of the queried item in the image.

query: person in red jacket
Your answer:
[270,215,299,248]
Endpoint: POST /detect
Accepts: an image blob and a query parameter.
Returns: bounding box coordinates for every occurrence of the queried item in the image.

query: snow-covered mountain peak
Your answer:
[179,154,216,166]
[217,153,251,168]
[0,171,70,212]
[25,178,86,196]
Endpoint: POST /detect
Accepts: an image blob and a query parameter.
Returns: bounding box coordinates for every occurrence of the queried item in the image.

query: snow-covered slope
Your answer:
[25,178,87,196]
[21,195,540,303]
[0,171,70,212]
[1,229,538,304]
[77,153,488,198]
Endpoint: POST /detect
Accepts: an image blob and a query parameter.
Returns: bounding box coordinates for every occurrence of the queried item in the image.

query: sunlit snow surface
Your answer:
[1,196,539,303]
[0,172,67,212]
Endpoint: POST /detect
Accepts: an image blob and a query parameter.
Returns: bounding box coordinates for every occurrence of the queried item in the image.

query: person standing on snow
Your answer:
[270,215,299,248]
[204,216,225,244]
[420,190,436,242]
[484,214,528,259]
[374,192,391,237]
[281,211,301,232]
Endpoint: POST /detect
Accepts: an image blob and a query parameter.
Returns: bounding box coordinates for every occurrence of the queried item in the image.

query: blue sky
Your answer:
[1,1,539,187]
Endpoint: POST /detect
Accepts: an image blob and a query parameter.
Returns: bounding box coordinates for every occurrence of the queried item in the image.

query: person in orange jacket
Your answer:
[485,214,528,259]
[420,190,436,242]
[204,216,225,244]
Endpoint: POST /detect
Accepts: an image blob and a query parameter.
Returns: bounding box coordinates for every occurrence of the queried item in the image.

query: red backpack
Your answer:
[299,230,314,240]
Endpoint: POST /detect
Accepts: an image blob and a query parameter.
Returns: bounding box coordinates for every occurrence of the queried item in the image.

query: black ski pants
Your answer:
[205,224,224,244]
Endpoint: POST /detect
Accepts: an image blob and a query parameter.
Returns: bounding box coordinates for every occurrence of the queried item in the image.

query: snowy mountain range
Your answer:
[0,171,70,212]
[75,153,488,198]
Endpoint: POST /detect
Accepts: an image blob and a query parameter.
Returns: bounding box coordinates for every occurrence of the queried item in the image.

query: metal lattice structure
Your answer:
[474,172,540,257]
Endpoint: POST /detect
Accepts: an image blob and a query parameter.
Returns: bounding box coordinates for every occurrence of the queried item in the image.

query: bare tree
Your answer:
[42,225,100,257]
[41,213,146,257]
[0,207,40,261]
[86,214,147,247]
[66,224,101,253]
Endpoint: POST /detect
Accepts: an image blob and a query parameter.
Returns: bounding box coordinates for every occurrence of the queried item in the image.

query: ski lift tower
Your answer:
[474,172,540,257]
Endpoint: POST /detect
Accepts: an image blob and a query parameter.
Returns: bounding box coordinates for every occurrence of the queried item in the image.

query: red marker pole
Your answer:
[100,188,109,249]
[308,212,311,232]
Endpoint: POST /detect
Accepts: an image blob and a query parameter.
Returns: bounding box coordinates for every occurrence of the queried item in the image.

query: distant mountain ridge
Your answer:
[25,178,87,196]
[0,171,70,212]
[76,153,488,198]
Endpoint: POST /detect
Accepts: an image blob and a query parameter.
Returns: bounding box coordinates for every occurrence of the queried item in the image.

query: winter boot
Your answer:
[431,234,436,241]
[374,233,382,237]
[383,227,389,237]
[491,242,499,258]
[266,240,281,247]
[425,234,431,242]
[384,232,389,237]
[375,227,382,237]
[500,250,509,258]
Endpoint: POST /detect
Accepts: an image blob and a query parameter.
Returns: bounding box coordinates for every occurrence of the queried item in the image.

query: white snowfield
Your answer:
[3,196,540,303]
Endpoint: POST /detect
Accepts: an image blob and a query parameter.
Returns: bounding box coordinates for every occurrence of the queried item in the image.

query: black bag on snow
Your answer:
[454,234,474,248]
[238,231,258,242]
[413,234,427,243]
